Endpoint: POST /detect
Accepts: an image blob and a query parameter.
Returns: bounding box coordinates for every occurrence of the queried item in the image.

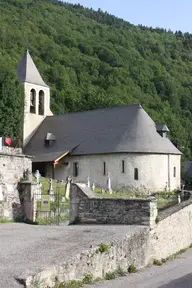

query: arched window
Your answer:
[173,167,176,177]
[30,89,36,114]
[134,168,139,180]
[39,90,44,115]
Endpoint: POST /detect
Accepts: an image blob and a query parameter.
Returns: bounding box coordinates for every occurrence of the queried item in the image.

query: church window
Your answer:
[103,162,106,175]
[73,162,79,177]
[30,89,36,114]
[173,167,176,177]
[134,168,138,180]
[122,160,125,173]
[39,90,44,115]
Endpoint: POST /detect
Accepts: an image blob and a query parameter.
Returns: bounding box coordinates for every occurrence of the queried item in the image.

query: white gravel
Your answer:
[0,223,144,287]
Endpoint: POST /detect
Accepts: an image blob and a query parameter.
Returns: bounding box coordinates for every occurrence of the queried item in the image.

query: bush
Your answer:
[96,243,110,253]
[128,264,136,273]
[116,266,127,277]
[153,259,163,266]
[105,272,116,280]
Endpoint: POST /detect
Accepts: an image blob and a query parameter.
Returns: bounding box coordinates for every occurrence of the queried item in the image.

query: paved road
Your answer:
[0,223,143,288]
[91,248,192,288]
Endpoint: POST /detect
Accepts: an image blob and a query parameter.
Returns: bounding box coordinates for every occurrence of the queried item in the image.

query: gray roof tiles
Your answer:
[17,50,48,87]
[24,104,181,162]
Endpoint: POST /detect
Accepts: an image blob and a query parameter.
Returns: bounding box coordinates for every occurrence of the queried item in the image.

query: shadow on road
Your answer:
[158,273,192,288]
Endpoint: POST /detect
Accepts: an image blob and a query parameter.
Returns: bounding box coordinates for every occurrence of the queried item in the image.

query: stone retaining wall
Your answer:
[69,183,157,227]
[0,153,32,219]
[24,185,192,288]
[26,228,150,288]
[150,198,192,260]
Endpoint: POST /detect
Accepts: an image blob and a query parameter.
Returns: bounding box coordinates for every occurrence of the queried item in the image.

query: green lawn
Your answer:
[33,176,66,195]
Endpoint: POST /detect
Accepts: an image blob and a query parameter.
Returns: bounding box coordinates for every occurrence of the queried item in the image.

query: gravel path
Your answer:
[0,223,144,288]
[90,248,192,288]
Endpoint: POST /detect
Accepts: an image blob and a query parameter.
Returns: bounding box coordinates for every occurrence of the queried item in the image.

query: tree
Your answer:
[0,63,24,138]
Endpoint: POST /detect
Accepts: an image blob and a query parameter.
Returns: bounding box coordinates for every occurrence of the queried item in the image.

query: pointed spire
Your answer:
[17,50,48,87]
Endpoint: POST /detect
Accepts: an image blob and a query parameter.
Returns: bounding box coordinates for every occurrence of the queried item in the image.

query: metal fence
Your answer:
[33,187,69,225]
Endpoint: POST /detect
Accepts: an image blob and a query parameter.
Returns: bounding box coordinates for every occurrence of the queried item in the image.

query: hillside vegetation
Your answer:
[0,0,192,159]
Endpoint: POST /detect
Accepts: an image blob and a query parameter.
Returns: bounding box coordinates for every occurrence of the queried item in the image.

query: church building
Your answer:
[18,51,181,192]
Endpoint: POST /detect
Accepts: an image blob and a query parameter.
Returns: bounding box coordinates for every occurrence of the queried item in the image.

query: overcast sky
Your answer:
[65,0,192,33]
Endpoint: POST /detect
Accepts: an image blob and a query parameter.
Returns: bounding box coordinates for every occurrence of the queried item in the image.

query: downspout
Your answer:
[168,154,170,191]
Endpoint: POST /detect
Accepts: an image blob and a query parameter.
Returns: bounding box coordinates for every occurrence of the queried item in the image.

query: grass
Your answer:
[56,274,101,288]
[105,272,116,280]
[32,176,69,225]
[96,243,111,253]
[128,264,137,273]
[152,245,192,267]
[0,217,26,224]
[36,214,69,225]
[32,176,66,196]
[0,219,13,224]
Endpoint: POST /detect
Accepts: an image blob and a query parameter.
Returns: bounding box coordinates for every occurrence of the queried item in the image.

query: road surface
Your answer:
[91,248,192,288]
[0,223,143,288]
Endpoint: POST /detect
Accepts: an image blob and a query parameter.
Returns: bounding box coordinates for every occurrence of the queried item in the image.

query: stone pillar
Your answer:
[149,200,158,228]
[19,181,39,222]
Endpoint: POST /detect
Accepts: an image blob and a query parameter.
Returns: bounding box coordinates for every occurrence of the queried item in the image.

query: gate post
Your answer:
[19,181,39,222]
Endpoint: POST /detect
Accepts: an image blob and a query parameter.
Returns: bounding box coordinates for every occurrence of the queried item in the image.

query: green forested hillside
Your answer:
[0,0,192,158]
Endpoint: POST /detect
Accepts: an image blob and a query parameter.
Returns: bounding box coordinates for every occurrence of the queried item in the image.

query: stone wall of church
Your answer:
[49,153,181,193]
[0,152,32,219]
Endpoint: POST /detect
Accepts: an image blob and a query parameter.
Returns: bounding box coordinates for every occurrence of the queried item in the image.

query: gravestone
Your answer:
[65,176,72,200]
[34,170,41,183]
[107,173,112,194]
[49,178,54,201]
[87,176,90,188]
[92,183,95,192]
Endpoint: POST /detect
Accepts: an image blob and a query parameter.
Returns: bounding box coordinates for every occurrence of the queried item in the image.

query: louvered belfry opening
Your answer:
[39,90,45,115]
[30,89,36,114]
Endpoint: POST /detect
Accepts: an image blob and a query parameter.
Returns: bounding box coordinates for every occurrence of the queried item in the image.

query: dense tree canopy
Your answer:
[0,0,192,159]
[0,60,24,138]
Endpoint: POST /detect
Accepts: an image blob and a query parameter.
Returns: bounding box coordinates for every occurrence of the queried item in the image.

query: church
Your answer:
[18,51,181,192]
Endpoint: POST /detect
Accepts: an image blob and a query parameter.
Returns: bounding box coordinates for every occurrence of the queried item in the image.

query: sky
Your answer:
[66,0,192,33]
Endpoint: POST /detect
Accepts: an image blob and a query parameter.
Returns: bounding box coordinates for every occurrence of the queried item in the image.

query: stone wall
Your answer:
[70,183,157,227]
[150,198,192,260]
[0,152,32,219]
[25,186,192,288]
[19,181,40,222]
[26,228,151,288]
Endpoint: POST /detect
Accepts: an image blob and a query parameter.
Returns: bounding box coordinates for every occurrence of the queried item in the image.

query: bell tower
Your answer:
[17,50,52,146]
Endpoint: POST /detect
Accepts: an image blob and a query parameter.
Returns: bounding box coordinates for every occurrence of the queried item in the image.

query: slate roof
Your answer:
[24,104,181,162]
[17,50,48,87]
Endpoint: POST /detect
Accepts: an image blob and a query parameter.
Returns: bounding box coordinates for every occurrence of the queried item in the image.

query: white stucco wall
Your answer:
[45,153,181,192]
[23,82,53,146]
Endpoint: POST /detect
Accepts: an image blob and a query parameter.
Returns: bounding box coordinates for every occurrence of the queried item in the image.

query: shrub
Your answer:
[105,272,116,280]
[153,259,163,266]
[116,266,127,277]
[82,274,93,284]
[128,264,136,273]
[96,243,110,253]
